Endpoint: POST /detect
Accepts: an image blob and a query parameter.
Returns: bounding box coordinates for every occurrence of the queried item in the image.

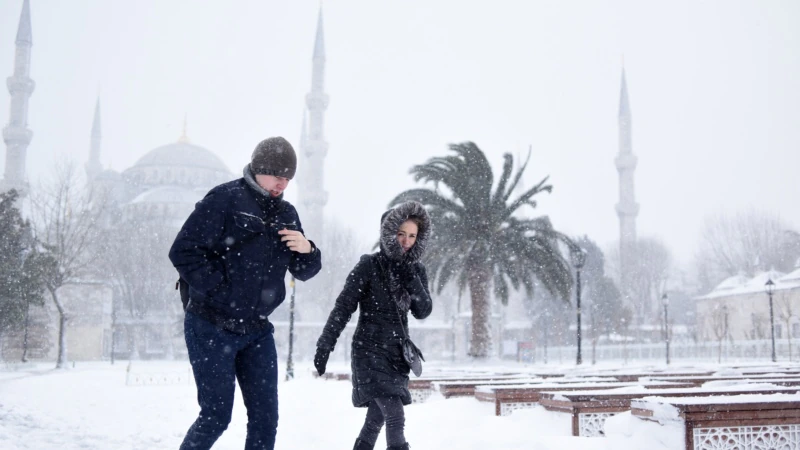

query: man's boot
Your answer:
[353,438,374,450]
[387,444,410,450]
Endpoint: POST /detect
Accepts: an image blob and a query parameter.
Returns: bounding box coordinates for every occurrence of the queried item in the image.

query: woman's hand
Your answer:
[314,347,330,376]
[393,262,417,285]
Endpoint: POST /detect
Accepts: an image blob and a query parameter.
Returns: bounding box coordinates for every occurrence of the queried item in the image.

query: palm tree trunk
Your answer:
[468,266,492,358]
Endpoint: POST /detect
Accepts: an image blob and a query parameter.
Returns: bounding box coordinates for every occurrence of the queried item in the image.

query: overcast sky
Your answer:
[1,0,798,268]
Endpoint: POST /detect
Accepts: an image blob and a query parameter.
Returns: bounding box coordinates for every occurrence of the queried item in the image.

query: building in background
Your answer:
[695,268,800,359]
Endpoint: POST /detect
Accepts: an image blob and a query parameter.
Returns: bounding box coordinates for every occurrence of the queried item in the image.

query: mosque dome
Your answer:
[122,134,234,192]
[132,141,229,173]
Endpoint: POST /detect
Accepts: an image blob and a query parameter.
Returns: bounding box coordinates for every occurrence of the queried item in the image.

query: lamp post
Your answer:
[662,293,670,365]
[765,278,777,363]
[571,246,586,365]
[285,276,296,380]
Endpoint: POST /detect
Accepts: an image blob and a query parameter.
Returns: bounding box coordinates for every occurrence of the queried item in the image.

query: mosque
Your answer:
[0,0,330,360]
[2,0,650,363]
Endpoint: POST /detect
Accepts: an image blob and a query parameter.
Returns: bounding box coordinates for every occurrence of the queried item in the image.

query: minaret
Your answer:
[2,0,35,195]
[299,7,329,242]
[299,109,308,160]
[85,97,102,180]
[615,66,639,296]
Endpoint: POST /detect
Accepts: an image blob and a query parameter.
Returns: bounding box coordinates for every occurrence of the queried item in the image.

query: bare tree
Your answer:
[97,218,178,360]
[607,237,672,340]
[777,291,796,361]
[29,161,107,369]
[745,312,767,341]
[274,218,367,326]
[315,219,366,316]
[695,210,800,292]
[708,301,730,363]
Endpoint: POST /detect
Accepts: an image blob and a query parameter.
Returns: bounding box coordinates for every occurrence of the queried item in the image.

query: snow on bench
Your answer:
[312,370,351,381]
[644,374,800,388]
[574,369,715,383]
[433,376,624,399]
[540,384,800,438]
[474,380,695,417]
[408,372,543,403]
[631,392,800,450]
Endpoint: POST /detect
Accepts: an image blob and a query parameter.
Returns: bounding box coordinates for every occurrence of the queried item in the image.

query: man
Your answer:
[169,137,322,450]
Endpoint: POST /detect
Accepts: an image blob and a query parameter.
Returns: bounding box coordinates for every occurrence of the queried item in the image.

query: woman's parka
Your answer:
[316,201,433,406]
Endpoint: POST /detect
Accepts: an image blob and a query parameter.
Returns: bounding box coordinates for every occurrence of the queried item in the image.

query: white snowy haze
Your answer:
[1,0,799,264]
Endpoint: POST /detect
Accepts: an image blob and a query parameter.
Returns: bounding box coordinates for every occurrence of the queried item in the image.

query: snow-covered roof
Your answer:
[698,270,793,300]
[780,267,800,284]
[712,274,749,292]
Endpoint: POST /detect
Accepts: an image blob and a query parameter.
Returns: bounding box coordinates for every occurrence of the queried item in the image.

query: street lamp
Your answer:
[285,276,296,380]
[662,293,670,365]
[571,245,586,365]
[765,278,777,363]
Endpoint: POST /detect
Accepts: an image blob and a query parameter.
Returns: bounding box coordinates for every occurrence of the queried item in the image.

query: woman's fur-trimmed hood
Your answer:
[379,201,432,263]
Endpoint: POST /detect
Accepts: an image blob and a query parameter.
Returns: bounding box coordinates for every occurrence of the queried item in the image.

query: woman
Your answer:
[314,201,433,450]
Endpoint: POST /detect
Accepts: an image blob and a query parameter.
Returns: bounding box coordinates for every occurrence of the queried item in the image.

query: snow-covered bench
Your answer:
[434,376,624,399]
[540,385,800,438]
[474,380,694,417]
[434,378,547,398]
[312,370,351,381]
[407,373,534,403]
[631,392,800,450]
[645,374,800,388]
[575,369,714,383]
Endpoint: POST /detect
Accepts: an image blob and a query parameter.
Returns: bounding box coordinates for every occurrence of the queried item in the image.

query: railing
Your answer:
[124,362,193,386]
[528,339,800,364]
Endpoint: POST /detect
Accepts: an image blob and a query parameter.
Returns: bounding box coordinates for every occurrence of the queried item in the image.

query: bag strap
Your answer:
[375,256,410,341]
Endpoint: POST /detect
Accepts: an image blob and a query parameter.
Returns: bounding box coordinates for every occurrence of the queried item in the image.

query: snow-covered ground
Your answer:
[0,359,778,449]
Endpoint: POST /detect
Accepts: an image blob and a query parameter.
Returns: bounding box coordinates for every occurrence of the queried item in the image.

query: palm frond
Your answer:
[491,154,513,209]
[503,176,552,218]
[388,188,466,216]
[502,146,532,204]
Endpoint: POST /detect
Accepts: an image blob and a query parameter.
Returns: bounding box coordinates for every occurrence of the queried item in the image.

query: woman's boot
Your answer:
[353,438,374,450]
[387,444,410,450]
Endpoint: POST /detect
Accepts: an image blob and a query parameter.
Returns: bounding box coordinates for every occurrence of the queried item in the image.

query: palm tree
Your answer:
[389,142,575,358]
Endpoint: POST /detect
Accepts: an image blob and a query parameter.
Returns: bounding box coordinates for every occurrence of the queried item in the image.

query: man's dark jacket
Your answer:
[169,174,321,334]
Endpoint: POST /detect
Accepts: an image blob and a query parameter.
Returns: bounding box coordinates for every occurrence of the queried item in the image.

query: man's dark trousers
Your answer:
[180,311,279,450]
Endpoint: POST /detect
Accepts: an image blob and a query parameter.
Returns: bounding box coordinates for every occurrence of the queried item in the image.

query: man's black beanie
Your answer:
[251,137,297,179]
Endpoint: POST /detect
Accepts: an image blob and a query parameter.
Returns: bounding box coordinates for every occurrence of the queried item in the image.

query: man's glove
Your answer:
[314,347,330,376]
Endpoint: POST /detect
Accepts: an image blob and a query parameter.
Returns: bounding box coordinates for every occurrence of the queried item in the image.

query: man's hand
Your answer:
[278,229,312,253]
[314,347,330,376]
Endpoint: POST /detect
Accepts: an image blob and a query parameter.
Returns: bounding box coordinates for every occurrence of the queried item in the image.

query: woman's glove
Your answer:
[314,347,330,376]
[393,261,417,286]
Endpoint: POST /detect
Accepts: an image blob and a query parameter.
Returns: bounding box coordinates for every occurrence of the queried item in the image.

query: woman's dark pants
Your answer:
[357,396,406,447]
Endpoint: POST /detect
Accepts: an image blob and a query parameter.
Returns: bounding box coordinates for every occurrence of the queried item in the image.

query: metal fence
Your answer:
[527,338,800,364]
